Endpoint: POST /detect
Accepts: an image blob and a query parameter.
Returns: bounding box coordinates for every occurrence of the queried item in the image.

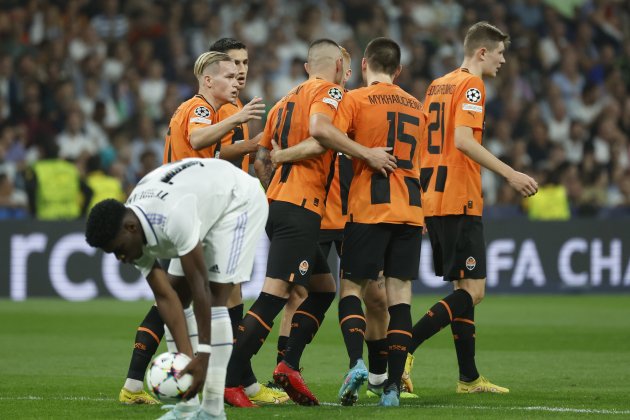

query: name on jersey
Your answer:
[161,160,204,184]
[426,84,456,96]
[127,189,169,203]
[367,94,421,109]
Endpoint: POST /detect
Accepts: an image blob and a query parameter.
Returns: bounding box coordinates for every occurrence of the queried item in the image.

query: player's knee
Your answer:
[262,277,292,298]
[340,278,363,298]
[364,288,387,316]
[286,286,307,311]
[464,287,484,305]
[473,288,485,305]
[226,284,242,307]
[309,273,336,293]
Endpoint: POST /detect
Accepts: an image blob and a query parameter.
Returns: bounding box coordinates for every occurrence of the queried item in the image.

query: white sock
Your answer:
[243,382,260,397]
[184,306,199,354]
[201,307,233,416]
[123,378,143,393]
[164,306,198,353]
[164,326,177,353]
[369,372,388,386]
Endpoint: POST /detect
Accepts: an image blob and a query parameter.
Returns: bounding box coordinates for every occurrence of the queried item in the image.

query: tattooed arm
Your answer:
[254,145,273,190]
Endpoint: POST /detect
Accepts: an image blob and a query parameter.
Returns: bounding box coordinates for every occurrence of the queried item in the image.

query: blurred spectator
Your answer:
[526,166,570,220]
[569,81,607,127]
[90,0,129,41]
[0,0,627,219]
[56,108,99,161]
[24,139,91,220]
[562,120,586,164]
[273,57,307,101]
[139,59,167,120]
[0,54,17,119]
[551,49,584,103]
[526,121,551,169]
[77,77,121,130]
[545,96,570,144]
[0,172,27,219]
[130,115,163,174]
[85,154,125,213]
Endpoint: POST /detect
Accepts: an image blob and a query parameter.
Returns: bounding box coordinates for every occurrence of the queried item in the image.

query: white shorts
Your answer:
[168,182,268,284]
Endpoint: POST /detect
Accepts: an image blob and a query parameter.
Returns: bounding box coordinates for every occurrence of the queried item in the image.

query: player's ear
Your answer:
[304,62,310,74]
[478,47,487,61]
[393,65,402,81]
[361,57,367,72]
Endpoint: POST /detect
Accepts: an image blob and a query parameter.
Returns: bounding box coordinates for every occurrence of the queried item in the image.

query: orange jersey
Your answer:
[421,68,485,217]
[215,98,251,172]
[321,153,353,230]
[260,78,344,216]
[164,95,218,163]
[336,82,425,226]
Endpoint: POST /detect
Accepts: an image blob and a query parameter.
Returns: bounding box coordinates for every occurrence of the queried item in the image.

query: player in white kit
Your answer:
[85,157,268,420]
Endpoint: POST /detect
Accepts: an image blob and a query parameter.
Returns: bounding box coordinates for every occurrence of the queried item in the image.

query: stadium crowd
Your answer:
[0,0,629,220]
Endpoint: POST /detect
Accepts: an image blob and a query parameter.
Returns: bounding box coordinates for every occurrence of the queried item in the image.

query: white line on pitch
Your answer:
[319,402,630,415]
[2,396,628,415]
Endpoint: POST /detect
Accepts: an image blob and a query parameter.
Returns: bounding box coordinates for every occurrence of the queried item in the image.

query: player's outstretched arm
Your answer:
[454,126,538,197]
[309,113,397,176]
[189,98,265,151]
[146,263,193,357]
[254,145,274,189]
[178,243,212,400]
[218,132,261,161]
[270,137,326,166]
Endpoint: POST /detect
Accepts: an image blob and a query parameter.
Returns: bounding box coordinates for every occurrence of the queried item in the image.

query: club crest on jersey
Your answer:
[328,87,343,101]
[465,256,476,271]
[194,106,211,118]
[299,260,309,275]
[465,88,481,103]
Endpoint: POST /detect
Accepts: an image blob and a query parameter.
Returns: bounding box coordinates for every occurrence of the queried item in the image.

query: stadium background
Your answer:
[0,1,629,419]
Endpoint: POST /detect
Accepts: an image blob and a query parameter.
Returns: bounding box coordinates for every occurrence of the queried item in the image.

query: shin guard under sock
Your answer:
[338,295,366,368]
[283,291,335,368]
[451,305,479,382]
[385,303,412,391]
[226,292,287,387]
[127,305,164,382]
[410,289,473,353]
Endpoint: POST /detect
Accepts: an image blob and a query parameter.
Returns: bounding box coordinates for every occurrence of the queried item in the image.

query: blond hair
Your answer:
[193,51,232,78]
[340,46,351,70]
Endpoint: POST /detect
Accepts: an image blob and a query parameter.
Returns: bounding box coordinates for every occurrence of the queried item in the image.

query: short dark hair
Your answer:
[85,199,126,248]
[364,37,401,75]
[208,38,247,53]
[308,38,340,51]
[464,21,510,56]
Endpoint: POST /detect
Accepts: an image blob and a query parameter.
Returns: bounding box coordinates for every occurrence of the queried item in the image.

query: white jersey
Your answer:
[126,158,260,277]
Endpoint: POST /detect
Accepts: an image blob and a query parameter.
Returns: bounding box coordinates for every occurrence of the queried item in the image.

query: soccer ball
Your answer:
[147,352,193,402]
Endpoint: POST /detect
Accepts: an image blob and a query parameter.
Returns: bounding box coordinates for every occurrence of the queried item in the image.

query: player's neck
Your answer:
[460,58,483,79]
[309,71,336,84]
[366,70,394,86]
[197,89,225,111]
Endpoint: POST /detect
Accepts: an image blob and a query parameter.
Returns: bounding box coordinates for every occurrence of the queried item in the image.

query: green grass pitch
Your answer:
[1,295,629,419]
